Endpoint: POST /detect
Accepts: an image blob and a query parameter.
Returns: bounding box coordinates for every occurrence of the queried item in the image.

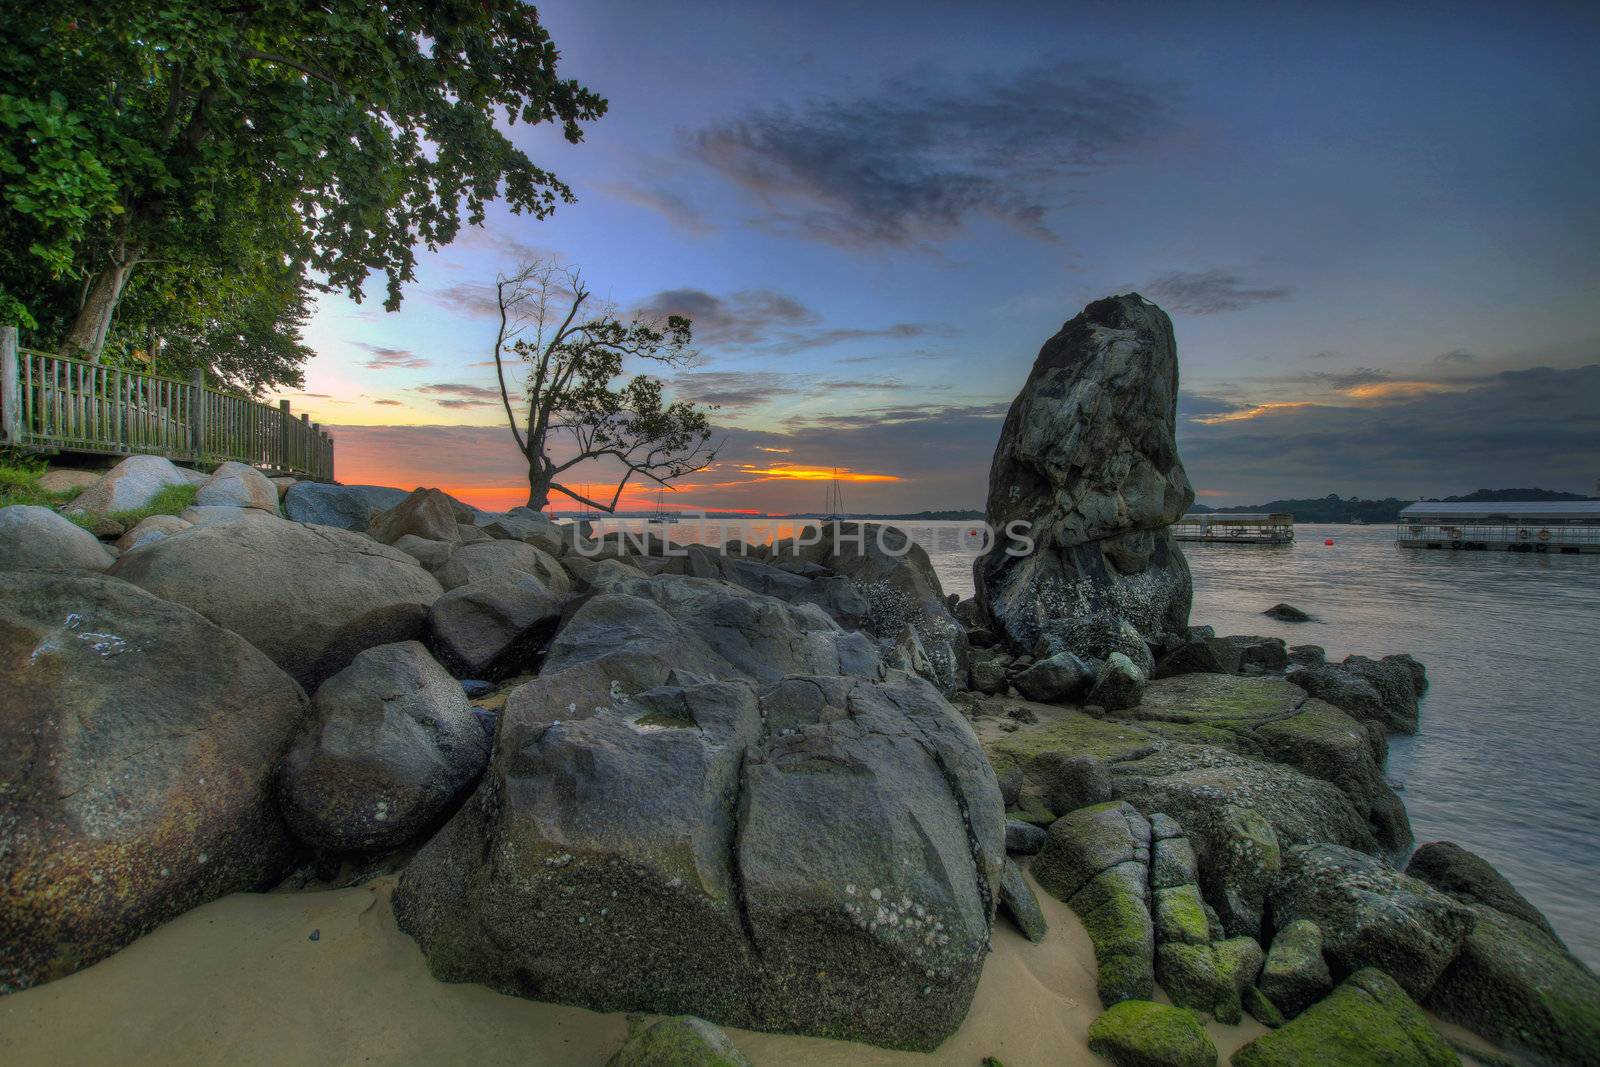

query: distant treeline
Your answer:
[1189,488,1595,523]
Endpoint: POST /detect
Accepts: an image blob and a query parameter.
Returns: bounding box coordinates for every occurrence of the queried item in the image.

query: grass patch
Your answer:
[65,481,198,531]
[0,455,85,508]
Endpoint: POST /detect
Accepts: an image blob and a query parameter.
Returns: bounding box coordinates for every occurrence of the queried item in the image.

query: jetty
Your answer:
[1173,512,1294,544]
[1397,501,1600,554]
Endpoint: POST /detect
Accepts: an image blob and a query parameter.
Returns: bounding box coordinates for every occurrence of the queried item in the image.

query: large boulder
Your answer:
[1260,918,1333,1018]
[114,513,191,553]
[0,504,115,572]
[773,522,969,692]
[63,454,190,515]
[394,670,1003,1052]
[478,506,566,556]
[0,572,306,992]
[109,520,443,688]
[277,642,490,853]
[974,294,1194,660]
[369,487,463,545]
[427,572,565,679]
[1232,968,1459,1067]
[1408,842,1600,1066]
[282,482,410,530]
[1012,650,1094,703]
[1268,842,1472,1001]
[432,539,570,595]
[502,571,881,723]
[194,460,278,511]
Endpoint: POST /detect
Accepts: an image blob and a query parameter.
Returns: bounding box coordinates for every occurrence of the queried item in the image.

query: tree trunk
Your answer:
[526,464,552,510]
[62,259,136,361]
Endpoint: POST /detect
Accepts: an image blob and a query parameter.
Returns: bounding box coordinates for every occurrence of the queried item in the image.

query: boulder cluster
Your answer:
[0,465,1002,1052]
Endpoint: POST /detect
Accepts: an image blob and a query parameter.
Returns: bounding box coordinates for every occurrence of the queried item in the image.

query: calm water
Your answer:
[591,519,1600,965]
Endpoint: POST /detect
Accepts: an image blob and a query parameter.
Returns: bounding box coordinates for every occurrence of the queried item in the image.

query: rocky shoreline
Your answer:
[3,295,1596,1065]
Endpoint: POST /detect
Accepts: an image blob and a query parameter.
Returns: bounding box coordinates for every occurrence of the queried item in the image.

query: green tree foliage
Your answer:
[0,1,604,392]
[491,261,719,511]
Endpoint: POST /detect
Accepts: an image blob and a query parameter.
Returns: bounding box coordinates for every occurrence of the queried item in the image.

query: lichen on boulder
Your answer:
[1231,968,1459,1067]
[1086,999,1218,1067]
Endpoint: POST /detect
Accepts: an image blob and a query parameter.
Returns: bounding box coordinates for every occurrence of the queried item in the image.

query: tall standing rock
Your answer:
[975,294,1194,657]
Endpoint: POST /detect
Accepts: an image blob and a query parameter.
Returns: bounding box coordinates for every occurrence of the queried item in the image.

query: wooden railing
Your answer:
[0,327,333,481]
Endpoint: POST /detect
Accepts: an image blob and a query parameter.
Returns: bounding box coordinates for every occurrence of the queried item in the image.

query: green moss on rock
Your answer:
[1244,985,1286,1029]
[1155,885,1212,946]
[606,1015,753,1067]
[1231,968,1459,1067]
[1087,999,1218,1067]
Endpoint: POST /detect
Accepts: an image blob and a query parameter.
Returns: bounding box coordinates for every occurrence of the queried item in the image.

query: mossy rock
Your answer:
[1261,918,1331,1018]
[1426,903,1600,1067]
[1231,968,1459,1067]
[1087,999,1218,1067]
[1125,674,1305,727]
[606,1015,753,1067]
[1155,885,1212,946]
[1244,985,1286,1029]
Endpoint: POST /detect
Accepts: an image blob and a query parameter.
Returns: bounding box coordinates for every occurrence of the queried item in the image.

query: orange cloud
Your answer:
[1192,401,1318,425]
[737,464,902,483]
[1341,380,1465,400]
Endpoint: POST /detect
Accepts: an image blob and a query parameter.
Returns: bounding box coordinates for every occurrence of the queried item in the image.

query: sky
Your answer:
[278,0,1600,512]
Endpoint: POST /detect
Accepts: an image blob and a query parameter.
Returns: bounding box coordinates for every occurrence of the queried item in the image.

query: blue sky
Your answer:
[283,0,1600,511]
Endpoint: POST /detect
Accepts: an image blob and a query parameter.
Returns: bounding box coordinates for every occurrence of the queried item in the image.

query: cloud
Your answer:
[1434,348,1478,365]
[635,288,816,346]
[606,182,715,234]
[1142,269,1294,315]
[430,282,501,318]
[634,287,950,355]
[354,343,429,370]
[671,371,908,412]
[1179,365,1600,500]
[416,382,502,409]
[689,63,1178,247]
[372,399,403,407]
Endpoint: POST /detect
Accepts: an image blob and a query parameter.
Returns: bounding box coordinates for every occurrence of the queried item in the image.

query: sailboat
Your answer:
[576,484,599,522]
[821,468,847,522]
[647,487,678,524]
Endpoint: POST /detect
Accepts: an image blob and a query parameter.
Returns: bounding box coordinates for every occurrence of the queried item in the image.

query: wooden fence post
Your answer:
[1,326,19,445]
[278,399,291,474]
[190,367,207,464]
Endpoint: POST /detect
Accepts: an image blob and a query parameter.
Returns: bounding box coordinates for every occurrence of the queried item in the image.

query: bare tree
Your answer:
[491,260,719,511]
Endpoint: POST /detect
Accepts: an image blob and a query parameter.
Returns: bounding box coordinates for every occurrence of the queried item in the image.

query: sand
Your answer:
[0,868,1275,1066]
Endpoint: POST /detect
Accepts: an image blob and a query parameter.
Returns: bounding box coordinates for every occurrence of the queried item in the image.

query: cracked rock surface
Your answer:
[394,571,1003,1051]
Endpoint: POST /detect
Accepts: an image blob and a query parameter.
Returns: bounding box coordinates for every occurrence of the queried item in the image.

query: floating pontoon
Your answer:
[1173,513,1295,544]
[1396,501,1600,554]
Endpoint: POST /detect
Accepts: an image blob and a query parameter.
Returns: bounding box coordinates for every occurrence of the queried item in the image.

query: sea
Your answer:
[587,518,1600,967]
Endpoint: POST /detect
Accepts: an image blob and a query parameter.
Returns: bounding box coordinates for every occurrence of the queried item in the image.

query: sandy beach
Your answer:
[0,869,1269,1066]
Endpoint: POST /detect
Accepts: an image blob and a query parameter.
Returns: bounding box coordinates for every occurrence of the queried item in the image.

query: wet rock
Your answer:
[460,679,494,699]
[1086,999,1218,1067]
[999,859,1048,942]
[278,642,490,853]
[1263,603,1312,622]
[428,573,564,679]
[1268,842,1472,1001]
[63,454,189,515]
[1005,819,1047,855]
[1089,652,1147,712]
[969,655,1010,696]
[110,519,443,688]
[606,1015,753,1067]
[283,482,410,530]
[394,672,1002,1052]
[1153,635,1227,679]
[1260,918,1332,1018]
[1244,985,1286,1029]
[1409,842,1600,1066]
[1035,752,1113,818]
[1210,635,1289,674]
[0,572,305,992]
[1011,650,1094,703]
[195,460,279,511]
[0,504,116,572]
[1340,654,1423,733]
[1287,644,1326,668]
[975,295,1194,661]
[1232,968,1458,1067]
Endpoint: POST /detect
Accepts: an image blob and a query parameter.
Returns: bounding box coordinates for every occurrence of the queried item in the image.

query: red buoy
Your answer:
[1324,538,1335,546]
